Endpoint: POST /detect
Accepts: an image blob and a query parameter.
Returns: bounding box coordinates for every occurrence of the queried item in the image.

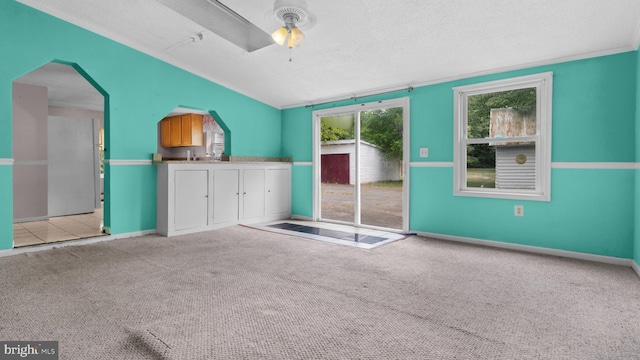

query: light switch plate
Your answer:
[419,148,429,157]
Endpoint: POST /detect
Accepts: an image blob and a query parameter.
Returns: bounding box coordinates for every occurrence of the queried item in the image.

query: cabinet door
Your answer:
[266,168,290,215]
[213,169,239,224]
[170,116,182,146]
[174,170,209,231]
[180,114,192,145]
[161,118,172,147]
[243,169,265,219]
[190,114,204,146]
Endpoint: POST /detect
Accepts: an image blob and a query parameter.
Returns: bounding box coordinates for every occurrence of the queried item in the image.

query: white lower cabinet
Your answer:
[242,169,265,220]
[157,162,291,236]
[212,169,239,224]
[266,168,291,216]
[174,170,209,231]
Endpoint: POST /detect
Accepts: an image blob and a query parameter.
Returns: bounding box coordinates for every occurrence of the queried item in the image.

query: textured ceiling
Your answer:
[15,0,640,110]
[14,62,104,111]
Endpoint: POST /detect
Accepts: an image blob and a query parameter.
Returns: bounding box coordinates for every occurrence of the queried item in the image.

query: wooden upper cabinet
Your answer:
[160,113,205,147]
[190,114,204,146]
[160,118,172,147]
[170,116,182,146]
[181,115,192,145]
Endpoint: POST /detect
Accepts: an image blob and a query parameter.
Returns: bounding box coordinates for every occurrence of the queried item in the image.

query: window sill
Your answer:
[454,189,550,202]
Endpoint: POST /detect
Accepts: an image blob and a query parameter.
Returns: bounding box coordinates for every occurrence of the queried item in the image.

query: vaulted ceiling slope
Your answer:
[17,0,640,109]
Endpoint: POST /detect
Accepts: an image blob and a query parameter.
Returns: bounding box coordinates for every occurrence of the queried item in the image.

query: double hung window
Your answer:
[453,72,552,201]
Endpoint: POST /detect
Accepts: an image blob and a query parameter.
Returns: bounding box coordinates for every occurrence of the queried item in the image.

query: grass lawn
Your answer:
[362,180,403,187]
[467,168,495,188]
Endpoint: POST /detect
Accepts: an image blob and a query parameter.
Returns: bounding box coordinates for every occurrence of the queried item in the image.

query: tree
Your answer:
[360,107,403,160]
[321,121,352,142]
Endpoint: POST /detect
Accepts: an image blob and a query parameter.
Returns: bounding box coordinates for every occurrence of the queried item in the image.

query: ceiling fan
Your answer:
[155,0,311,53]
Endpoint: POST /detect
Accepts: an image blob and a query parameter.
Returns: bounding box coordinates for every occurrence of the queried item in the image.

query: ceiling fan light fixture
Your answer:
[272,0,309,50]
[271,26,288,45]
[288,26,305,48]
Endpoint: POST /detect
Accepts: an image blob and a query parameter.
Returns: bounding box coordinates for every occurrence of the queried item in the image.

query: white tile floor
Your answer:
[13,207,104,248]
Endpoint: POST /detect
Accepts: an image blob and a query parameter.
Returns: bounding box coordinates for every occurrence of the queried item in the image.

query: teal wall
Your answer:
[635,46,640,266]
[282,106,314,162]
[291,165,313,218]
[410,167,634,258]
[105,166,158,235]
[3,1,640,262]
[283,51,638,259]
[0,1,282,248]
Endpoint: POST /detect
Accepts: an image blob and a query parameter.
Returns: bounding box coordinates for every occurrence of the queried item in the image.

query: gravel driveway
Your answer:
[320,183,403,230]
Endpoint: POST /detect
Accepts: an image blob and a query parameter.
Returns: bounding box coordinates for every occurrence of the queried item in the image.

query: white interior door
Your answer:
[48,116,97,217]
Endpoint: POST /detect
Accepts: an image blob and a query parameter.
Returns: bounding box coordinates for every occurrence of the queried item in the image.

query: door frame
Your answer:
[11,60,108,240]
[312,97,410,233]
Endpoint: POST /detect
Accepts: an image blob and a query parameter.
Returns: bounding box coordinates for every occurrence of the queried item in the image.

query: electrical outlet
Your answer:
[514,205,524,217]
[419,148,429,157]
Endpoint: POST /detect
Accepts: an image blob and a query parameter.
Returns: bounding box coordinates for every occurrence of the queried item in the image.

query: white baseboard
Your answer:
[632,260,640,279]
[0,230,156,258]
[290,214,313,221]
[158,213,292,237]
[14,216,49,223]
[3,226,638,281]
[415,231,634,268]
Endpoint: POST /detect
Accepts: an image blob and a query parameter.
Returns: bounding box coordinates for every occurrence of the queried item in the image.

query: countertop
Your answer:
[153,155,292,165]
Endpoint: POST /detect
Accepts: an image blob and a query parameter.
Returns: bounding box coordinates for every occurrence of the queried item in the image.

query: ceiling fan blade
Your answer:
[156,0,274,52]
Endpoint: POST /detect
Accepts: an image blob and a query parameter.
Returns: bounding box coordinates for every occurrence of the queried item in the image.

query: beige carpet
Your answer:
[1,225,639,359]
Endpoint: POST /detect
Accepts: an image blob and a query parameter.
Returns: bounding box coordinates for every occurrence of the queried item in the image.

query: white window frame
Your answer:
[453,72,552,201]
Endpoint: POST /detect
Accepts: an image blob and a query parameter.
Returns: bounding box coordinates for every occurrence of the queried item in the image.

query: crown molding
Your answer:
[281,45,635,110]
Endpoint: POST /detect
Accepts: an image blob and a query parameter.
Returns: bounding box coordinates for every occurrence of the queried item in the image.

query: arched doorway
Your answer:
[12,61,107,247]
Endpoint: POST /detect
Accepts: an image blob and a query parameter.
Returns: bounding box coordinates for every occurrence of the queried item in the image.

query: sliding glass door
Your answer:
[319,113,356,224]
[358,107,404,229]
[315,98,408,232]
